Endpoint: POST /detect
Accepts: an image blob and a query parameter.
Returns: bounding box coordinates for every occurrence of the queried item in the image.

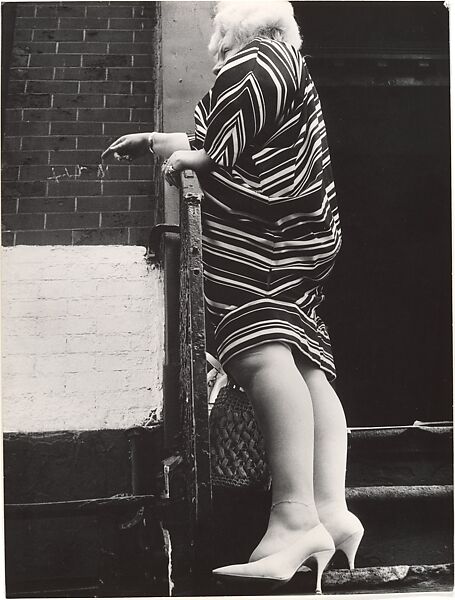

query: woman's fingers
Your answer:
[101,137,127,159]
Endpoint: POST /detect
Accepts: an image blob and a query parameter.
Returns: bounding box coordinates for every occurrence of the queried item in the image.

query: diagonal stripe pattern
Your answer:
[190,38,342,379]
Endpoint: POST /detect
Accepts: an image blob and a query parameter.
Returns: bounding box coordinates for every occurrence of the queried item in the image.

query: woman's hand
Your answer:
[162,149,214,186]
[101,133,153,162]
[162,151,187,187]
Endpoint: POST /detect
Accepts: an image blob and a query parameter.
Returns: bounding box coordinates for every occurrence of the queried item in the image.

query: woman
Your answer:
[102,1,363,593]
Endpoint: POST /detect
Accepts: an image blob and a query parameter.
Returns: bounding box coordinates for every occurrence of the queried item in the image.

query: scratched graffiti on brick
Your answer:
[46,164,109,182]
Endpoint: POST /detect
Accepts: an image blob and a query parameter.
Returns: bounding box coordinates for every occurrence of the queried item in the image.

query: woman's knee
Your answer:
[227,342,294,389]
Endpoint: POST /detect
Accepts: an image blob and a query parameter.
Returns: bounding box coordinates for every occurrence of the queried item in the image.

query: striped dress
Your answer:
[190,37,342,380]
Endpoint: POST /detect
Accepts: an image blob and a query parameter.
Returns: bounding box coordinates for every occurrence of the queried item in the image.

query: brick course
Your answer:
[2,2,160,247]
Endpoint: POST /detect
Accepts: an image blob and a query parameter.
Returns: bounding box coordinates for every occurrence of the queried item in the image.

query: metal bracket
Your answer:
[148,223,180,259]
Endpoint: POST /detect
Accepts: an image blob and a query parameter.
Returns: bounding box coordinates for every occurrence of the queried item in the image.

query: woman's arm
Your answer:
[151,132,190,158]
[101,132,190,161]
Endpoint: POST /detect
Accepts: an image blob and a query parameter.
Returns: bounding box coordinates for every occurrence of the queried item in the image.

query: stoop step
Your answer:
[212,423,453,594]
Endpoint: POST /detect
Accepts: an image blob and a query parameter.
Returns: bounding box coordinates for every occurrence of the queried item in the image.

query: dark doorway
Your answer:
[293,2,451,426]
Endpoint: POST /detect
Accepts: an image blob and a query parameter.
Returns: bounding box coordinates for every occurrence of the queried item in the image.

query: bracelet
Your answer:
[149,133,155,155]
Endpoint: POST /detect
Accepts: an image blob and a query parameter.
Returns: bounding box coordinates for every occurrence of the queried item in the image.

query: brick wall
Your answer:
[2,245,164,432]
[2,2,160,246]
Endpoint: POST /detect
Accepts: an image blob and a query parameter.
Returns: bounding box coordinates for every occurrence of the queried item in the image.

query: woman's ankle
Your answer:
[270,499,320,531]
[316,499,349,522]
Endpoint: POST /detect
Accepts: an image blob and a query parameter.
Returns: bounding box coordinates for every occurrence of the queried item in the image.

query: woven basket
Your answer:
[209,381,271,490]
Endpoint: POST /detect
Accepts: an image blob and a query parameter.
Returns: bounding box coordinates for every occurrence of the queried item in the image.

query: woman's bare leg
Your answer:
[294,355,348,520]
[227,343,320,561]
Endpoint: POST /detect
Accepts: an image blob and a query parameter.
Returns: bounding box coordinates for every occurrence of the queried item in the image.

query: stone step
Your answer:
[347,423,453,486]
[211,563,454,596]
[212,483,453,572]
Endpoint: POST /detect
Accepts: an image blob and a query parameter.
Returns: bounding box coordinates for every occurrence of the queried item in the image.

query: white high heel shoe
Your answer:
[315,511,364,570]
[213,523,335,594]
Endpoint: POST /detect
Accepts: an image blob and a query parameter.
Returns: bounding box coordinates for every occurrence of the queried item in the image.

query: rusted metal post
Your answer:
[179,171,213,591]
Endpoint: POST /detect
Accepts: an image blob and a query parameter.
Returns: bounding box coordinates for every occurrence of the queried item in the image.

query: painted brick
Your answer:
[4,2,159,248]
[11,53,28,67]
[27,80,79,94]
[16,41,57,54]
[105,94,150,108]
[16,5,36,17]
[129,227,151,247]
[8,80,27,95]
[54,66,106,81]
[3,374,66,396]
[110,18,155,30]
[4,334,68,355]
[134,30,156,43]
[2,214,45,232]
[72,228,129,245]
[47,180,101,197]
[133,5,157,19]
[85,30,134,42]
[131,108,154,123]
[101,211,155,229]
[3,121,50,137]
[20,165,70,181]
[59,17,109,29]
[18,198,76,213]
[78,108,130,122]
[3,138,21,152]
[29,54,81,67]
[1,243,165,444]
[2,356,36,376]
[3,181,47,198]
[50,122,103,135]
[107,67,152,81]
[10,66,54,80]
[22,136,76,151]
[79,81,131,94]
[7,299,68,318]
[2,198,19,214]
[4,109,22,122]
[129,167,154,181]
[76,196,129,212]
[132,81,155,94]
[35,353,96,375]
[33,29,85,42]
[36,5,87,18]
[109,43,153,55]
[133,54,154,67]
[2,167,20,182]
[6,93,52,108]
[46,212,99,230]
[102,181,153,197]
[57,42,108,54]
[48,149,102,164]
[16,17,59,29]
[53,94,104,108]
[82,54,131,68]
[88,6,133,18]
[4,151,49,166]
[76,136,107,150]
[103,122,151,136]
[15,230,73,245]
[22,108,77,121]
[13,30,33,42]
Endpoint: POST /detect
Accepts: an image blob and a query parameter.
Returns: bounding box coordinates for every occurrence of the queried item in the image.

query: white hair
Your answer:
[208,0,302,58]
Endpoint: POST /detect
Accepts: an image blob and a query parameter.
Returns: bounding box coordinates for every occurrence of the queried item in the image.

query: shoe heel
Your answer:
[310,549,334,595]
[337,529,364,570]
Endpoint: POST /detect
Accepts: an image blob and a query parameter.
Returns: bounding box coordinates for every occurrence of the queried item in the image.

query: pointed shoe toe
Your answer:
[213,524,335,593]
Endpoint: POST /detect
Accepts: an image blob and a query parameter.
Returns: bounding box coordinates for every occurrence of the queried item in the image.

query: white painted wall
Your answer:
[2,246,165,432]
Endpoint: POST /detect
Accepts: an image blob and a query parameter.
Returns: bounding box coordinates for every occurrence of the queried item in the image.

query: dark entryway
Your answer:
[293,2,451,426]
